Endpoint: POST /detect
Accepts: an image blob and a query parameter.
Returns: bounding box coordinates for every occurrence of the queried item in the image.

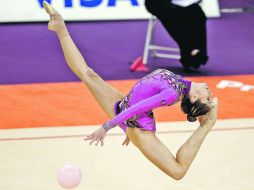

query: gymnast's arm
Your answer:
[102,88,179,131]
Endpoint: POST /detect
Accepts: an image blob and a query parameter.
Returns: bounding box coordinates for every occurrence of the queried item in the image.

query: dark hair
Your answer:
[181,97,210,122]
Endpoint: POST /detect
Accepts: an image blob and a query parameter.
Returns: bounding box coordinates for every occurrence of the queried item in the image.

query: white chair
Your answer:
[130,16,180,72]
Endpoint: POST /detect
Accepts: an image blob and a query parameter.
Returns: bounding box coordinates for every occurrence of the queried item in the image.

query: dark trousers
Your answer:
[145,0,208,69]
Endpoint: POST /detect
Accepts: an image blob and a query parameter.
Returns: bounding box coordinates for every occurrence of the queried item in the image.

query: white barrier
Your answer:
[0,0,220,23]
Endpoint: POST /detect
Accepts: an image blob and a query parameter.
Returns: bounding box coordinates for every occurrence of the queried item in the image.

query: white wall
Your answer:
[0,0,220,23]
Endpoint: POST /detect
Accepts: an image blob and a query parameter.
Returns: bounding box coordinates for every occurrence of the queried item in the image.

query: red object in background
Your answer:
[130,56,149,72]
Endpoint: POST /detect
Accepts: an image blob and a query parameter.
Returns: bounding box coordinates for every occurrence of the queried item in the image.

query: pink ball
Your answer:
[57,165,81,189]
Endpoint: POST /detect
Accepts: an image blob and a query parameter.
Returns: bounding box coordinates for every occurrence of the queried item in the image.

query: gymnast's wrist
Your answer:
[102,122,114,132]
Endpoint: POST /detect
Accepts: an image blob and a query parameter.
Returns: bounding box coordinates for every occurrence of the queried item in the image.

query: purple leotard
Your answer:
[104,69,191,132]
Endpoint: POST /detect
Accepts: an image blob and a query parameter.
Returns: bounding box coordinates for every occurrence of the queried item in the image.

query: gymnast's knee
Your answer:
[82,68,100,81]
[166,167,187,180]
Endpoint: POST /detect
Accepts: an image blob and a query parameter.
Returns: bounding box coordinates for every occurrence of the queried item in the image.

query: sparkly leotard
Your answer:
[105,69,191,132]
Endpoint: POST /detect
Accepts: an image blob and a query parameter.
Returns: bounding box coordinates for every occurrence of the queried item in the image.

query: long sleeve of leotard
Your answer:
[102,88,179,131]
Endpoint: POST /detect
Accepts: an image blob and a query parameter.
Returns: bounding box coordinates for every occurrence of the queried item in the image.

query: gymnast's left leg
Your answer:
[126,98,218,180]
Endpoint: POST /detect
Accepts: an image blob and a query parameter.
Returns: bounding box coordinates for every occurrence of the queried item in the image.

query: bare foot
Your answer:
[43,1,66,33]
[198,97,218,128]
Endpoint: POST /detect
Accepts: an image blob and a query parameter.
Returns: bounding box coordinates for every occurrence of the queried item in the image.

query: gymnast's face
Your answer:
[194,83,213,106]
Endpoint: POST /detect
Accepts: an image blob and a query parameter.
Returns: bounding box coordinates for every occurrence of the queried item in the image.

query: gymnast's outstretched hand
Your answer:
[84,127,107,146]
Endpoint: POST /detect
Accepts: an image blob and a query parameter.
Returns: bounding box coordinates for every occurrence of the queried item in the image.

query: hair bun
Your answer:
[187,114,197,122]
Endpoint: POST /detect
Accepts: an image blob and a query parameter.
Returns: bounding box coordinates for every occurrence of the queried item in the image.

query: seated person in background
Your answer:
[145,0,209,70]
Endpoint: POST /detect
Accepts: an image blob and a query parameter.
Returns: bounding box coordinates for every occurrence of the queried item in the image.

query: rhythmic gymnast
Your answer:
[43,1,218,180]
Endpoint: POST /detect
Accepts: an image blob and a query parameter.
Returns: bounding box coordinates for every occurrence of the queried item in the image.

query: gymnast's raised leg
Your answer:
[43,1,124,119]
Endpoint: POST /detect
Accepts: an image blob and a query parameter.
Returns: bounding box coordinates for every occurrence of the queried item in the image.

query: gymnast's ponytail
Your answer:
[181,97,210,122]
